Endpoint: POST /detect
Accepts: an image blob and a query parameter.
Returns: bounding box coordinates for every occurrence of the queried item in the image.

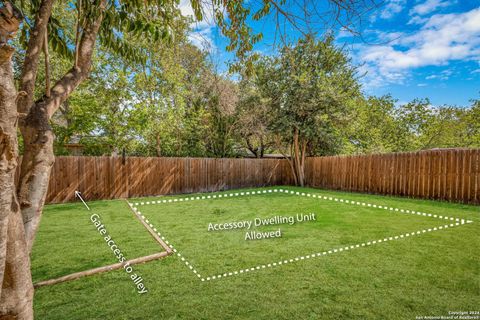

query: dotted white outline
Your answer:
[132,188,472,224]
[128,188,474,282]
[128,205,205,281]
[200,220,472,281]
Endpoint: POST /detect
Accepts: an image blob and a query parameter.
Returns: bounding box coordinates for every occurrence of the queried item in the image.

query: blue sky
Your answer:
[180,0,480,107]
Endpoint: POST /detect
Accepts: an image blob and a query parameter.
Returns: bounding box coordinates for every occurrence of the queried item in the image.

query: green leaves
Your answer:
[190,0,203,21]
[252,1,271,21]
[253,35,360,155]
[48,16,73,60]
[97,1,181,66]
[98,28,148,65]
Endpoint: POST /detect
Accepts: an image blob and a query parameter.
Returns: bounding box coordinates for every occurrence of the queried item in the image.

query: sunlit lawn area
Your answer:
[31,200,161,282]
[33,187,479,320]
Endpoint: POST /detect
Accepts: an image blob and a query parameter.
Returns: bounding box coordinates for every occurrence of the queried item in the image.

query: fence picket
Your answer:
[40,150,479,204]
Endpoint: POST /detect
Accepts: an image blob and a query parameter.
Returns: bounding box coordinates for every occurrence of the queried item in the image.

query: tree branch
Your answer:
[43,31,50,97]
[74,0,82,68]
[18,0,108,253]
[44,0,107,118]
[16,0,55,115]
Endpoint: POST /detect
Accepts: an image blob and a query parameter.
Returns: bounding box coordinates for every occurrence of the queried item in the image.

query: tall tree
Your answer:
[0,1,182,318]
[465,99,480,147]
[202,72,239,157]
[257,35,360,186]
[131,30,192,157]
[0,1,381,318]
[342,96,480,154]
[236,77,275,157]
[0,2,26,319]
[343,95,399,154]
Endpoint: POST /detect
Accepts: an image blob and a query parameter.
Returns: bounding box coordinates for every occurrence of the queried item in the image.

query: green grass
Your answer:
[31,199,162,282]
[33,187,479,320]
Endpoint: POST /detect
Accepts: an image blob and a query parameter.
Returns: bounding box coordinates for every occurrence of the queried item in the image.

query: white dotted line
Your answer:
[129,204,204,280]
[131,188,472,224]
[276,189,472,224]
[129,189,474,282]
[133,189,275,207]
[202,220,473,281]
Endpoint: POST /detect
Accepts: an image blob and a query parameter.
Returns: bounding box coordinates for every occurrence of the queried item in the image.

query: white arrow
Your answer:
[75,191,90,211]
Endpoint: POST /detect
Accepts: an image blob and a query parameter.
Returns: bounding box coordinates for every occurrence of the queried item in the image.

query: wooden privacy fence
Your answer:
[305,149,479,204]
[44,149,479,204]
[45,157,293,203]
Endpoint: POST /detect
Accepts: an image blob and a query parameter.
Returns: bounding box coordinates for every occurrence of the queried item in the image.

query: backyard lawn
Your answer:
[32,187,479,320]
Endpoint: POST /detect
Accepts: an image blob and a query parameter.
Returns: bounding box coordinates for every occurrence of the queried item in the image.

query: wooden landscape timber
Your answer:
[33,201,174,288]
[33,251,170,288]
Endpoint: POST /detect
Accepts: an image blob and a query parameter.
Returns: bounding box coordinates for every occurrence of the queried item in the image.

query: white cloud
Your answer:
[408,15,428,25]
[179,0,216,29]
[377,31,405,43]
[187,28,215,50]
[378,0,407,19]
[358,63,408,88]
[417,83,428,86]
[178,0,217,50]
[410,0,454,16]
[440,69,453,77]
[337,29,353,39]
[425,69,453,80]
[359,8,480,87]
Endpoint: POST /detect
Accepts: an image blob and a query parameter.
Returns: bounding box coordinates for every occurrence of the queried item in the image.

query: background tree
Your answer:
[0,0,391,318]
[128,22,191,157]
[0,1,227,318]
[236,77,275,157]
[343,95,399,154]
[256,35,360,186]
[342,97,480,154]
[465,99,480,147]
[202,72,240,157]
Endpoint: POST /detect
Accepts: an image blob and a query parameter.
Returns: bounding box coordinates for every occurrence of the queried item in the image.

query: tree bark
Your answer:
[284,140,298,186]
[259,136,265,158]
[18,0,107,253]
[299,137,307,186]
[285,128,307,187]
[292,128,305,186]
[1,1,107,318]
[0,207,34,320]
[0,30,18,301]
[17,104,55,253]
[245,136,259,158]
[13,0,55,254]
[16,0,55,115]
[0,4,34,319]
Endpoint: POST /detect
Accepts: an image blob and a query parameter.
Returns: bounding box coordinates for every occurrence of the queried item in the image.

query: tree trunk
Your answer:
[0,34,18,297]
[286,128,307,187]
[17,101,55,252]
[245,137,258,158]
[284,139,298,186]
[1,1,107,318]
[259,136,265,158]
[17,1,107,253]
[299,138,307,186]
[292,128,305,187]
[0,11,34,318]
[0,208,34,320]
[155,133,161,157]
